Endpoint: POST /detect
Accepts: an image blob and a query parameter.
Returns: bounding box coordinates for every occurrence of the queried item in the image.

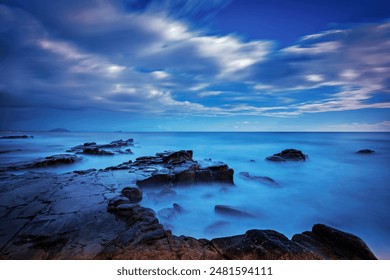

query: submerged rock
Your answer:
[214,205,254,218]
[239,171,280,187]
[266,149,307,162]
[356,149,375,154]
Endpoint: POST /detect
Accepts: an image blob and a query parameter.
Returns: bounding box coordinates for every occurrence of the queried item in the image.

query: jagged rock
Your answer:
[121,187,142,203]
[266,149,307,162]
[132,150,234,188]
[239,172,280,187]
[211,229,320,260]
[292,224,377,260]
[67,138,134,155]
[356,149,375,154]
[0,135,32,139]
[214,205,254,218]
[0,154,79,171]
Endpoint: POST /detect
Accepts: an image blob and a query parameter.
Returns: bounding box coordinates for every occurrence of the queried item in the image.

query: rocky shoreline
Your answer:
[0,140,378,260]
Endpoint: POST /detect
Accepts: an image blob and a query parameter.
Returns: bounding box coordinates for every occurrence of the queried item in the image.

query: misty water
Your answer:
[1,132,389,259]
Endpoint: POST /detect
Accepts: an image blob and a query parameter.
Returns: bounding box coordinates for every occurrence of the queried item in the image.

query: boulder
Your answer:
[121,187,142,203]
[266,149,307,162]
[67,138,134,155]
[292,224,377,260]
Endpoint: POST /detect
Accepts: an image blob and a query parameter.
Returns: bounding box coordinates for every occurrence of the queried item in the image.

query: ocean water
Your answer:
[0,132,389,259]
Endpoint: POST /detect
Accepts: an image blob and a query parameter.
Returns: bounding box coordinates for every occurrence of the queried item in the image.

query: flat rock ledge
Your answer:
[0,150,377,260]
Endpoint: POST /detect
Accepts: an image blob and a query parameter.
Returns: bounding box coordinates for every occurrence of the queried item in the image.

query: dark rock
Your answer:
[67,139,134,155]
[0,135,32,139]
[292,224,377,260]
[121,187,142,203]
[214,205,254,218]
[82,147,114,156]
[265,155,286,162]
[266,149,307,162]
[108,196,132,208]
[239,172,280,187]
[173,203,184,214]
[136,173,174,188]
[73,168,97,175]
[0,154,80,171]
[211,229,320,260]
[356,149,375,154]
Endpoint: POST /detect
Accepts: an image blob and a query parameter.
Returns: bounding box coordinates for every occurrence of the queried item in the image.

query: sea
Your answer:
[0,131,389,259]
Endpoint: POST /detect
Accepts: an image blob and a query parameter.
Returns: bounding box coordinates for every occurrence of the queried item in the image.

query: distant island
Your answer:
[48,128,71,132]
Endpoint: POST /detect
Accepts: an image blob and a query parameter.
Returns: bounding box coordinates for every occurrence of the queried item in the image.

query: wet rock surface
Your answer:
[266,149,308,162]
[0,154,80,171]
[0,149,377,260]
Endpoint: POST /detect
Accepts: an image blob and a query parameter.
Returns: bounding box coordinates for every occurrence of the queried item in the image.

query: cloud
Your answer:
[0,0,389,130]
[324,121,390,132]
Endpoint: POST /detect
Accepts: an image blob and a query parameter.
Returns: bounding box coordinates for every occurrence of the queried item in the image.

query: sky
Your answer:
[0,0,389,132]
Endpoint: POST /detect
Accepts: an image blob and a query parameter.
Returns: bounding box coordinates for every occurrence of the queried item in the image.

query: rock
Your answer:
[214,205,254,218]
[204,221,230,234]
[266,149,307,162]
[108,196,132,208]
[173,203,184,214]
[82,147,114,156]
[0,154,80,171]
[158,208,177,220]
[73,168,97,175]
[121,187,142,203]
[239,172,280,187]
[211,229,320,260]
[131,150,234,187]
[0,135,32,139]
[67,139,134,155]
[292,224,377,260]
[152,188,177,203]
[357,149,375,154]
[265,155,286,162]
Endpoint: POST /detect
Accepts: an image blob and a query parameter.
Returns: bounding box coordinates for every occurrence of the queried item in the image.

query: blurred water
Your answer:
[0,131,389,259]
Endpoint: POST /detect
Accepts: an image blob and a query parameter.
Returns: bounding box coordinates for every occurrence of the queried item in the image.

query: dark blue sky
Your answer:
[0,0,389,131]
